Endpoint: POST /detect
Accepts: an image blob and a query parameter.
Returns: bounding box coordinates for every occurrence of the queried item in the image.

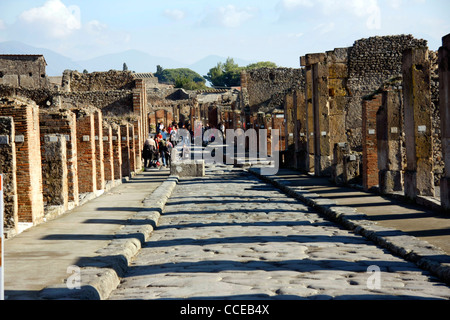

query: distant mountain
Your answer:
[188,55,256,78]
[76,49,184,74]
[0,41,82,76]
[0,41,258,79]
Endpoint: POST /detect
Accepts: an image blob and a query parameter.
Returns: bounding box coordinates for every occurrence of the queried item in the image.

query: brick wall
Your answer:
[102,122,114,182]
[76,111,96,194]
[94,110,105,191]
[111,123,122,180]
[0,97,44,224]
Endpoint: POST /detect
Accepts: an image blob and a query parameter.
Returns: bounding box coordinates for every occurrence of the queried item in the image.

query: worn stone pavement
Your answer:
[108,165,450,300]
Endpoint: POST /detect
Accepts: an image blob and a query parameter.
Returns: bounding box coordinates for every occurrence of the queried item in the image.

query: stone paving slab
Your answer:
[248,167,450,286]
[108,166,450,300]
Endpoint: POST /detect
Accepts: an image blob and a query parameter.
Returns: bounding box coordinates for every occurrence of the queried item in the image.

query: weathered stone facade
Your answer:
[0,55,49,89]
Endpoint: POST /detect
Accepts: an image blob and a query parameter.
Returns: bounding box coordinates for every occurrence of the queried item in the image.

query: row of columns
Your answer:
[287,34,450,212]
[0,99,144,235]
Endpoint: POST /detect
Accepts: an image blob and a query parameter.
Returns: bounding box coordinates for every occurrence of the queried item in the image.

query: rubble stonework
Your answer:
[439,34,450,210]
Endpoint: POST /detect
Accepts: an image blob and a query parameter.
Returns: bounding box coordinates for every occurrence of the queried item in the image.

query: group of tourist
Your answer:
[142,122,179,169]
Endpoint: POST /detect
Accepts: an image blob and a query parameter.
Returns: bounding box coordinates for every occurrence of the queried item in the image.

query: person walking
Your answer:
[142,135,156,168]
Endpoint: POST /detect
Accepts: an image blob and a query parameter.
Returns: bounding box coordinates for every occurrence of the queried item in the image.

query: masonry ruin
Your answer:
[1,33,450,237]
[240,33,449,212]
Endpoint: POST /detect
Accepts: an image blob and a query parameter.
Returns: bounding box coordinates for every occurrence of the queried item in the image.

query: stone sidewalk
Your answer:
[3,169,173,300]
[249,167,450,286]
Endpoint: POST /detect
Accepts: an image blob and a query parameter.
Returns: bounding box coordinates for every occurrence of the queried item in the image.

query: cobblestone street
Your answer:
[108,166,450,300]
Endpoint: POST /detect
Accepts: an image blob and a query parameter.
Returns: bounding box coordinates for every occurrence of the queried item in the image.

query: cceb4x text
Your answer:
[224,304,269,315]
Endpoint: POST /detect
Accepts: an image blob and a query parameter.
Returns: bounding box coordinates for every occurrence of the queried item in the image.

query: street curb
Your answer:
[39,175,180,300]
[247,168,450,286]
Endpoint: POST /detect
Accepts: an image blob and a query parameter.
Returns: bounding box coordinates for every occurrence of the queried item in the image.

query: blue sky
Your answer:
[0,0,448,68]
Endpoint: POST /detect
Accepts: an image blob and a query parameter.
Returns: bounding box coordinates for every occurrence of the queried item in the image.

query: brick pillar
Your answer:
[439,34,450,210]
[0,97,44,225]
[76,112,97,194]
[41,135,68,210]
[0,116,18,233]
[362,94,381,191]
[39,109,78,206]
[311,54,331,176]
[133,120,142,171]
[111,123,122,181]
[402,47,435,199]
[121,123,131,178]
[94,110,105,191]
[128,123,136,173]
[102,122,114,183]
[377,88,404,194]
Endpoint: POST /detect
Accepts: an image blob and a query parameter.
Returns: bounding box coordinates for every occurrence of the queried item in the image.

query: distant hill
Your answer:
[0,41,258,78]
[76,49,184,74]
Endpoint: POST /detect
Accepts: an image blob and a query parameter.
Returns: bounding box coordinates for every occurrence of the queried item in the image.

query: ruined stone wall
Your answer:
[241,68,305,112]
[56,90,133,116]
[346,35,428,150]
[0,55,49,89]
[62,70,135,92]
[0,116,17,231]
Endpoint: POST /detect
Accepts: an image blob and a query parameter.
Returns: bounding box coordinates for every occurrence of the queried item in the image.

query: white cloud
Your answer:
[164,9,186,21]
[19,0,81,38]
[281,0,314,9]
[202,5,257,28]
[279,0,381,30]
[0,19,5,30]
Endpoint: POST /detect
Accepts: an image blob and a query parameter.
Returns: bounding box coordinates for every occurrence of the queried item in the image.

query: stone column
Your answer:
[41,135,68,211]
[111,123,122,181]
[301,55,315,173]
[121,123,131,178]
[311,54,332,176]
[402,47,435,199]
[94,110,105,191]
[439,34,450,210]
[294,88,308,171]
[102,122,114,183]
[377,88,404,194]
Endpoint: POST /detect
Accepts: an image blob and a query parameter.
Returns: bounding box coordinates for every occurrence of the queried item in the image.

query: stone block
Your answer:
[170,160,205,177]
